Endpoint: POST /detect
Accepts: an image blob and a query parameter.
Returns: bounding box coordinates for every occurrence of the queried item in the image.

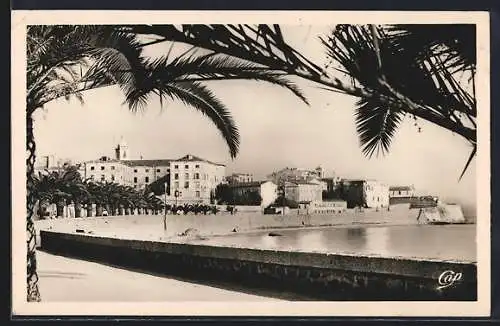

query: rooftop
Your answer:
[121,159,173,167]
[390,186,415,191]
[228,180,272,188]
[172,154,225,166]
[286,180,321,186]
[85,154,225,167]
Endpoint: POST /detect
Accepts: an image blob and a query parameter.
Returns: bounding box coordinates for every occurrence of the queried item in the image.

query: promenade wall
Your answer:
[40,230,477,301]
[35,207,422,242]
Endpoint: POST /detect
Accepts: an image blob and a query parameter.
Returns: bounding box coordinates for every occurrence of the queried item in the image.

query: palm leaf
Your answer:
[322,24,476,176]
[354,98,404,158]
[163,81,240,159]
[126,79,240,158]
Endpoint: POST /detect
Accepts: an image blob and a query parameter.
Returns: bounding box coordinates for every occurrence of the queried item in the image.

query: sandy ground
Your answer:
[37,250,284,302]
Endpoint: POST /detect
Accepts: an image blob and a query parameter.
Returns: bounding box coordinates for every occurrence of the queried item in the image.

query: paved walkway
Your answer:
[36,251,283,302]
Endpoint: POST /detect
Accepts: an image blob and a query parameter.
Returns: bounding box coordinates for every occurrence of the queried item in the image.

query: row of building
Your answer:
[35,139,417,209]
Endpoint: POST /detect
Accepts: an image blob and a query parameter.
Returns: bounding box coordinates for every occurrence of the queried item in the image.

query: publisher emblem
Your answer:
[437,270,462,290]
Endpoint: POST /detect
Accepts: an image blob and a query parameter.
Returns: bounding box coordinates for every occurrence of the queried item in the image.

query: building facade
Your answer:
[341,179,389,209]
[389,185,416,205]
[227,180,278,208]
[169,154,226,204]
[299,200,347,214]
[321,176,342,192]
[34,155,80,175]
[285,181,323,204]
[226,173,254,184]
[267,166,327,184]
[389,185,415,198]
[83,141,225,204]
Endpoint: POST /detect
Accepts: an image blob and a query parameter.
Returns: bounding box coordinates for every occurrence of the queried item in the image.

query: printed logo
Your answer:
[437,270,463,290]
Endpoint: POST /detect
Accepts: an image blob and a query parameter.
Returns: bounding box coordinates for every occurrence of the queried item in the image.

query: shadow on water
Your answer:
[37,248,315,301]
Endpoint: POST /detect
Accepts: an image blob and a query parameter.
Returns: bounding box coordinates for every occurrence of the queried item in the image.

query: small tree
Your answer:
[214,183,232,205]
[272,196,299,209]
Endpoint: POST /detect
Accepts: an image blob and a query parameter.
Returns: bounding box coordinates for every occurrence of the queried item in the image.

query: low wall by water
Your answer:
[164,209,420,237]
[36,209,423,242]
[40,230,477,301]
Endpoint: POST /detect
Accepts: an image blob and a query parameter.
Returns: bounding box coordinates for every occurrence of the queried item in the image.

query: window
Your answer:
[174,165,179,169]
[134,177,138,183]
[111,175,115,181]
[185,173,189,179]
[184,181,189,189]
[90,166,95,171]
[194,173,200,179]
[145,176,149,183]
[195,164,200,168]
[398,191,401,195]
[90,175,95,180]
[174,181,179,189]
[195,191,200,198]
[174,173,179,180]
[185,164,189,169]
[100,175,105,181]
[156,169,161,172]
[134,185,137,188]
[134,169,138,173]
[145,169,149,173]
[111,166,115,170]
[101,166,105,170]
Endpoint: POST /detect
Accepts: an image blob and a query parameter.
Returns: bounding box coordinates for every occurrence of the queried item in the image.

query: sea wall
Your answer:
[40,230,477,301]
[36,208,423,242]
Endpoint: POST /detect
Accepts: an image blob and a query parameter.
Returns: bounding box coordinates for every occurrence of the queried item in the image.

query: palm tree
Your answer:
[32,167,87,218]
[320,24,476,178]
[32,170,71,218]
[26,25,309,301]
[143,24,477,176]
[57,165,88,218]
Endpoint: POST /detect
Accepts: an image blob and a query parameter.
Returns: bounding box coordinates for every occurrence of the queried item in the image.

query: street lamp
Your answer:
[163,183,167,231]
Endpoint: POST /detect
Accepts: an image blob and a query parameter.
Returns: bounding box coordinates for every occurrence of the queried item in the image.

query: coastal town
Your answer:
[19,22,479,306]
[34,138,463,224]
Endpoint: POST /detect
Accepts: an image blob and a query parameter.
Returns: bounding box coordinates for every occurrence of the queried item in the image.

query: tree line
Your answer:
[34,165,166,218]
[34,165,224,218]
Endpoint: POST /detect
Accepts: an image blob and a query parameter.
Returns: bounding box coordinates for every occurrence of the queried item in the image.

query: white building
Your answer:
[341,179,389,209]
[285,181,323,204]
[226,173,254,184]
[364,180,390,208]
[228,180,278,209]
[169,154,225,204]
[34,155,78,175]
[267,166,327,184]
[83,140,226,204]
[389,185,415,198]
[300,200,347,214]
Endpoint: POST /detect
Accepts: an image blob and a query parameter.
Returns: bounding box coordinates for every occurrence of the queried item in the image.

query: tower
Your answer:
[315,166,324,178]
[115,137,129,161]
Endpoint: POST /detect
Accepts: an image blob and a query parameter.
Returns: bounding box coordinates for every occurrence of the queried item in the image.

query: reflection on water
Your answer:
[191,224,476,262]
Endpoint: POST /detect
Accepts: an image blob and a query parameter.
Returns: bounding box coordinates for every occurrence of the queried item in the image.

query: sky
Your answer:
[31,25,477,214]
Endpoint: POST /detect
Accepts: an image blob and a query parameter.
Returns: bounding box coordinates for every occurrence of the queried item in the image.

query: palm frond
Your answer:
[129,53,309,105]
[354,98,404,158]
[386,24,476,72]
[459,145,476,181]
[161,81,240,159]
[322,24,476,174]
